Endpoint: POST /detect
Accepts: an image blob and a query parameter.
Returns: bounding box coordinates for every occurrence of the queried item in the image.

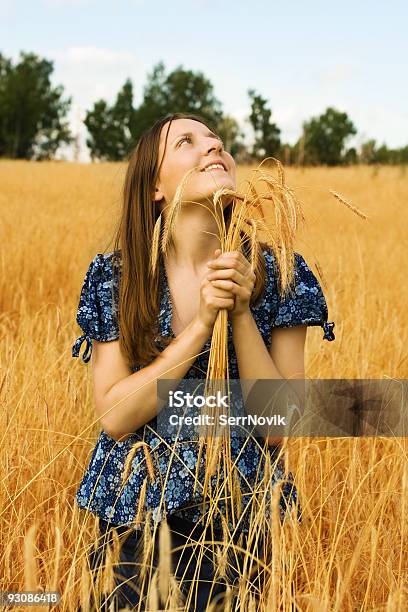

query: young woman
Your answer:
[72,112,335,610]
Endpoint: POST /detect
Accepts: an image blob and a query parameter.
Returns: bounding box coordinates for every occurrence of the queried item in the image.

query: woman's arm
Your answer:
[207,250,307,445]
[231,310,306,444]
[232,311,295,379]
[92,316,211,442]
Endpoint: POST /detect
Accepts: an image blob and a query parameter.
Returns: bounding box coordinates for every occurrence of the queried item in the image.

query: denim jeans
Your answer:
[85,513,256,611]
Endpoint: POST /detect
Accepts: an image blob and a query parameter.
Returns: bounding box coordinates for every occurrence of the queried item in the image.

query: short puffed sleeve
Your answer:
[268,250,335,341]
[72,253,120,363]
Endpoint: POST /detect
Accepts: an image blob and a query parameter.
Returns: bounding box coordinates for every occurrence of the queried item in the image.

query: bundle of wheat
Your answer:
[144,157,367,608]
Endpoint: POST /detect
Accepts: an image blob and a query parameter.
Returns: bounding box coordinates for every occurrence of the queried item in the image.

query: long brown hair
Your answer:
[110,112,270,370]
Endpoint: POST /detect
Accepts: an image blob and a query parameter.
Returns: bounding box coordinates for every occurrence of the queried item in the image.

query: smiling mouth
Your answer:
[201,164,228,173]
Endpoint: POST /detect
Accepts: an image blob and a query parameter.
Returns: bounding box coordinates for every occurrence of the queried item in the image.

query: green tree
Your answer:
[216,115,246,159]
[343,147,357,165]
[359,139,378,164]
[132,61,169,136]
[301,107,357,166]
[134,61,224,140]
[247,89,281,160]
[85,61,226,160]
[374,143,393,164]
[0,51,72,160]
[396,146,408,164]
[85,79,136,160]
[358,139,408,165]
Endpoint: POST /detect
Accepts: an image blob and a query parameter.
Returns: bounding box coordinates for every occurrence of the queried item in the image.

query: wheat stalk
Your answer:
[139,511,153,583]
[80,554,91,612]
[121,441,156,486]
[150,212,162,277]
[134,476,148,527]
[147,569,159,611]
[24,523,39,591]
[329,189,368,219]
[158,518,172,603]
[161,165,200,256]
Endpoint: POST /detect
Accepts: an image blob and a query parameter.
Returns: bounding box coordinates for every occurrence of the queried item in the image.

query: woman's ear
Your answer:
[154,187,164,203]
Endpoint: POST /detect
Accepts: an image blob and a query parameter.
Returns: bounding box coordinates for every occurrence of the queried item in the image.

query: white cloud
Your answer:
[54,45,135,65]
[52,45,143,107]
[51,45,144,161]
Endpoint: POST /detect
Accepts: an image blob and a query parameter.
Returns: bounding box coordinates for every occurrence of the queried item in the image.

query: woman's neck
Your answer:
[164,207,222,273]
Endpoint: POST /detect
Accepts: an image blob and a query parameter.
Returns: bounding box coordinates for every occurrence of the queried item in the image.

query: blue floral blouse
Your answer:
[72,247,335,532]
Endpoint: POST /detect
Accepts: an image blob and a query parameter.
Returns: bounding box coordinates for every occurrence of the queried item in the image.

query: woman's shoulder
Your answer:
[260,244,321,296]
[72,250,122,362]
[259,243,335,341]
[261,244,310,273]
[84,250,122,288]
[93,249,122,272]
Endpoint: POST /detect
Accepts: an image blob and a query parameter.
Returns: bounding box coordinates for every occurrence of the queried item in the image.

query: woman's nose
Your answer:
[206,140,223,154]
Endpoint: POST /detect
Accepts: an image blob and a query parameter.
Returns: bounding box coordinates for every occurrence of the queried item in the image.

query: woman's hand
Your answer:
[206,249,256,319]
[196,254,236,332]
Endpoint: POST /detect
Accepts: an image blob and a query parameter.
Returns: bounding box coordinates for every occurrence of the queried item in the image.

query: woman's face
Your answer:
[154,118,237,212]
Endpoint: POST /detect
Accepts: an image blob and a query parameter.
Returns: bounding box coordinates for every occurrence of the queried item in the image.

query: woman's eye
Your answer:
[177,135,224,147]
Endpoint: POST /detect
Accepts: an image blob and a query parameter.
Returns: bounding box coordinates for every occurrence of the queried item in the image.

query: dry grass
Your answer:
[1,161,408,610]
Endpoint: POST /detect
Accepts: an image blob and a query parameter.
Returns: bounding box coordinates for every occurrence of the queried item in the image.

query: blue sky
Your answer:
[1,0,406,160]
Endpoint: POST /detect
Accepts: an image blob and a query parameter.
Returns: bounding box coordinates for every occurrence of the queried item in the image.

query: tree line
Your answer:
[1,51,407,165]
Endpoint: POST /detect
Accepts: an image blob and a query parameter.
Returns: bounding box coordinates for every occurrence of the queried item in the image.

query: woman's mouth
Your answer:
[202,163,227,173]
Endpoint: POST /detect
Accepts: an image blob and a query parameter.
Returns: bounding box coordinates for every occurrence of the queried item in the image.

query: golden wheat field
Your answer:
[1,161,407,611]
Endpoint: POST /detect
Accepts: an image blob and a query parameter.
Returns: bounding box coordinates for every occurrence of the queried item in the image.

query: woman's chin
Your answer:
[185,180,236,206]
[205,180,236,199]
